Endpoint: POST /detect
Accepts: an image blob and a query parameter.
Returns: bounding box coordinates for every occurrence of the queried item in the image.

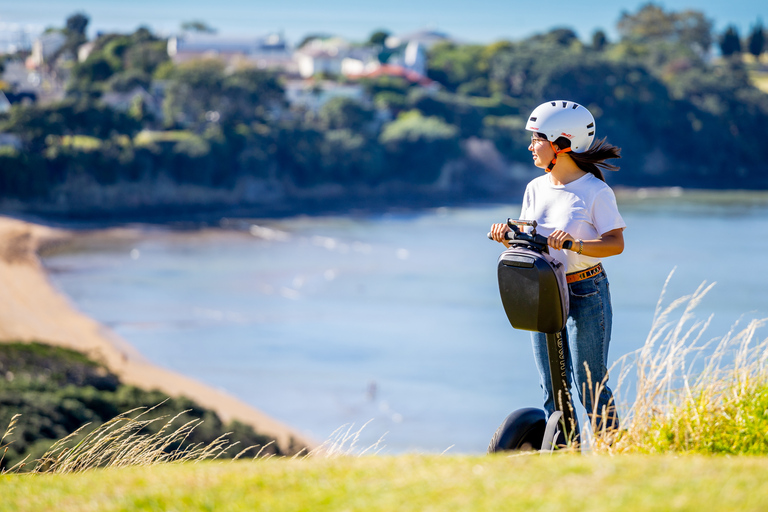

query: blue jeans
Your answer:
[531,270,619,434]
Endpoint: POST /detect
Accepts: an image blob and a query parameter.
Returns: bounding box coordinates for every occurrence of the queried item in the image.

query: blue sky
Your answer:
[1,0,766,45]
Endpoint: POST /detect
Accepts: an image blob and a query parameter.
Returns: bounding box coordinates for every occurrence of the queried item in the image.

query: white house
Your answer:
[167,33,297,73]
[28,31,67,68]
[293,37,351,78]
[385,29,453,51]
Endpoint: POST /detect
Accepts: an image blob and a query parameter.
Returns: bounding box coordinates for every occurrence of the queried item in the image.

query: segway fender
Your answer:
[487,408,547,453]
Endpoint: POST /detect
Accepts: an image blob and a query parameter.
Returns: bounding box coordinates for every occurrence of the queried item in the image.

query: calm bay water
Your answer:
[41,191,768,453]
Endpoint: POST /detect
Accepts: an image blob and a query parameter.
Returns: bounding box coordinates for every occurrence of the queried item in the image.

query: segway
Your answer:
[486,219,577,453]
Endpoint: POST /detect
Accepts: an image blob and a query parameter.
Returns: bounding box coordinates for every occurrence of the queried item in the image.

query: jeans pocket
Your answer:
[569,278,599,298]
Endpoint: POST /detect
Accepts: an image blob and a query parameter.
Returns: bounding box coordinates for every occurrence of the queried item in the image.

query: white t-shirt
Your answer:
[519,173,626,273]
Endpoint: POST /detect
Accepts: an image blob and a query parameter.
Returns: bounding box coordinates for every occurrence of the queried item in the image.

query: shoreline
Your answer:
[0,215,317,453]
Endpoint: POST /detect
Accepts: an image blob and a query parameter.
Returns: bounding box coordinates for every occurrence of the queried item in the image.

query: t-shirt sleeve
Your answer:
[591,186,626,235]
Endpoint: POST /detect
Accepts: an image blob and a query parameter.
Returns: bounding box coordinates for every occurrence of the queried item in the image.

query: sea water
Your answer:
[41,191,768,453]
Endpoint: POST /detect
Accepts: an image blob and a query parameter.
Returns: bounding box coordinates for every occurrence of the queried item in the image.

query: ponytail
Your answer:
[552,136,621,182]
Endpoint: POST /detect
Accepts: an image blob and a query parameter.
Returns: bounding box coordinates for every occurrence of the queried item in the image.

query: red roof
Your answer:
[348,64,435,87]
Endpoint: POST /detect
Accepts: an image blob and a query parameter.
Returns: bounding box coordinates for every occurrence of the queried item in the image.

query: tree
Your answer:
[592,30,608,51]
[720,26,742,57]
[162,61,283,129]
[66,12,89,36]
[617,3,712,54]
[368,30,390,47]
[180,21,216,34]
[318,97,374,132]
[747,22,765,58]
[379,110,460,183]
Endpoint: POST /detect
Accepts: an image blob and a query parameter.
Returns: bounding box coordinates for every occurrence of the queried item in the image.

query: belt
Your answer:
[566,263,603,284]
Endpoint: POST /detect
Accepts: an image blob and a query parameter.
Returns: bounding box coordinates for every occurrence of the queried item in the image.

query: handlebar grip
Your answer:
[563,240,572,250]
[487,232,514,240]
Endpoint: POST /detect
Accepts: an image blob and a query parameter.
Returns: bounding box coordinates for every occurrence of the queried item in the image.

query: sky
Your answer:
[0,0,766,46]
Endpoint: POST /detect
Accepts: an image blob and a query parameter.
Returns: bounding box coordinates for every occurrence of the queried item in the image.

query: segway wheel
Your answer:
[487,408,547,453]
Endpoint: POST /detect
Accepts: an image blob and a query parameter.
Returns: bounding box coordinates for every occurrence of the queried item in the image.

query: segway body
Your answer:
[487,220,576,453]
[497,246,568,334]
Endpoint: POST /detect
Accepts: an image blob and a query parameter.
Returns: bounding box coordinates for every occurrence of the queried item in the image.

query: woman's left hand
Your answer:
[547,229,575,251]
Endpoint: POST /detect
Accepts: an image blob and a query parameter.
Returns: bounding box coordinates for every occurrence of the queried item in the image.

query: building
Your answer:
[293,37,351,78]
[384,29,453,51]
[28,31,67,68]
[167,33,297,73]
[0,23,35,54]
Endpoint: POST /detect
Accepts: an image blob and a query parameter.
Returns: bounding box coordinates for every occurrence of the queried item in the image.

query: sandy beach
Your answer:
[0,215,316,452]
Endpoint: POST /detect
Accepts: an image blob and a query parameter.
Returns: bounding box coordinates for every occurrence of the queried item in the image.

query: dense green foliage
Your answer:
[1,4,767,215]
[0,342,287,471]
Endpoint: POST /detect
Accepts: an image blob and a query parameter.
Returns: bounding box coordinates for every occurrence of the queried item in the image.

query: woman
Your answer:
[490,100,625,436]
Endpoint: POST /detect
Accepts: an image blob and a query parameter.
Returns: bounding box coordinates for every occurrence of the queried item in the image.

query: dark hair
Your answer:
[537,133,621,182]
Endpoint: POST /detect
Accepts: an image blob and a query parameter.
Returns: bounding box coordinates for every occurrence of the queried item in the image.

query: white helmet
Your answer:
[525,100,595,153]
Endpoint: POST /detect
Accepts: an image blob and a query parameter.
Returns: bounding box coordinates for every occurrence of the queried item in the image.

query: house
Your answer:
[167,33,297,73]
[77,41,96,62]
[0,24,34,54]
[385,41,427,76]
[284,79,367,111]
[340,47,380,76]
[385,29,453,51]
[294,37,351,78]
[27,31,67,68]
[346,64,439,90]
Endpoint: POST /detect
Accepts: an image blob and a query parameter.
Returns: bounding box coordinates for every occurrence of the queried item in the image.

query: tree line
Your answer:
[1,3,767,215]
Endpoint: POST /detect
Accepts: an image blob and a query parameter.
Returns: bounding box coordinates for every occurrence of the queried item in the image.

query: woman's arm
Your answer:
[547,228,624,257]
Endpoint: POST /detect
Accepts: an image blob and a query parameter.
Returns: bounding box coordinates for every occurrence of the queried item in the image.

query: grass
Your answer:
[3,454,768,512]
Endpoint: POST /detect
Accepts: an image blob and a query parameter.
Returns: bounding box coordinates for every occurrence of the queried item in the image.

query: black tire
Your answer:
[487,408,547,453]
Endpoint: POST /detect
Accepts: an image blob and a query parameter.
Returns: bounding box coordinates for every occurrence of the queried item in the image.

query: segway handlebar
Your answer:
[487,218,573,250]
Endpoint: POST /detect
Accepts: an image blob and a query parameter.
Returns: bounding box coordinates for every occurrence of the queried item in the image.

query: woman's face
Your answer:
[528,135,554,170]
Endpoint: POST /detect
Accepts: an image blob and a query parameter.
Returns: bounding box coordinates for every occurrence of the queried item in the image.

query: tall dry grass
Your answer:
[589,271,768,454]
[1,407,387,475]
[0,401,274,474]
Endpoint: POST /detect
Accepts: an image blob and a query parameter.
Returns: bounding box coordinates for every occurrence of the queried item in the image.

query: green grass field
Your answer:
[3,454,768,511]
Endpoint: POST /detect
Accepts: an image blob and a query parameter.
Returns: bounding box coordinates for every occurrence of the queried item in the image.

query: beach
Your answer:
[0,215,316,453]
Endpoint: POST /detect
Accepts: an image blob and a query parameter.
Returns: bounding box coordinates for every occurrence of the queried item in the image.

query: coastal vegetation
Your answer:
[0,342,294,472]
[0,4,767,217]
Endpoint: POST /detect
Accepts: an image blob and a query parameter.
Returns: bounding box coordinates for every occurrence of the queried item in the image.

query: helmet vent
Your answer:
[550,102,556,107]
[562,101,567,108]
[587,122,594,129]
[529,117,537,122]
[588,131,595,136]
[572,104,578,109]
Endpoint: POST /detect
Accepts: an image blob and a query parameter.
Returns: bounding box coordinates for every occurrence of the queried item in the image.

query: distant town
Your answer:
[0,22,447,120]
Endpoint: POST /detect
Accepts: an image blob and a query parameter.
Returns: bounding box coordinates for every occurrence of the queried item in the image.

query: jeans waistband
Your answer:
[566,263,603,284]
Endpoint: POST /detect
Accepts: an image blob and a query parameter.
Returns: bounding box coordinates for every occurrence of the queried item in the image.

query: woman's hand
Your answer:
[549,228,625,257]
[547,229,575,251]
[490,223,511,247]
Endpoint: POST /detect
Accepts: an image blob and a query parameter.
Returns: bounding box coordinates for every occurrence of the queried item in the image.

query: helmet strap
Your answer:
[546,142,572,172]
